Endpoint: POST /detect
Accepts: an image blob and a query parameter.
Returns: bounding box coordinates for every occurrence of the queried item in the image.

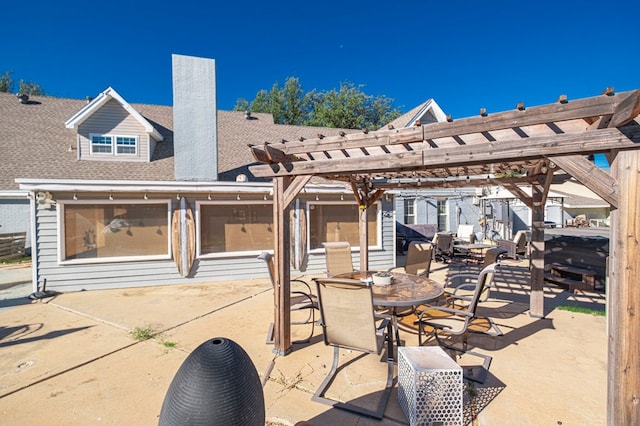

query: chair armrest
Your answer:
[447,273,477,279]
[292,278,313,293]
[451,283,476,294]
[417,305,473,321]
[445,273,477,287]
[291,290,317,310]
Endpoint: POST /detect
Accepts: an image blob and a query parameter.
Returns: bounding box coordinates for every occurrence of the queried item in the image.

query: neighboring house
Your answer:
[550,178,611,227]
[388,99,485,245]
[1,55,396,292]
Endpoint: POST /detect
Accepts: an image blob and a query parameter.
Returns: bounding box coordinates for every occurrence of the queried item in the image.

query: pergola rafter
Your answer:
[248,89,640,424]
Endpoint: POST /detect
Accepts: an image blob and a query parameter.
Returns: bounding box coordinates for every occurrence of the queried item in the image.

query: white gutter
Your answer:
[0,190,29,199]
[15,178,352,194]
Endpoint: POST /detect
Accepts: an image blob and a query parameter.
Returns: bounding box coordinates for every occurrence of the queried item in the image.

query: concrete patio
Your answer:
[0,259,607,425]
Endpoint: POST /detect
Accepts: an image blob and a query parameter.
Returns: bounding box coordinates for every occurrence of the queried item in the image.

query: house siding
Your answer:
[77,99,151,162]
[34,192,395,292]
[0,198,31,250]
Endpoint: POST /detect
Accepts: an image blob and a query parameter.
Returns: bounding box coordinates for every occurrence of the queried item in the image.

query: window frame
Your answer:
[116,136,138,155]
[57,199,172,265]
[403,198,416,225]
[437,199,448,232]
[306,200,382,254]
[90,133,139,156]
[196,200,274,258]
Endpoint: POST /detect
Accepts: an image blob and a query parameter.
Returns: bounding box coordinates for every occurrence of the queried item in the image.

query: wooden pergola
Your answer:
[249,89,640,424]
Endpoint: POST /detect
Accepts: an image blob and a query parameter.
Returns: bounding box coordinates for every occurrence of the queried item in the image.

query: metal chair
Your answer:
[312,277,394,419]
[257,252,317,344]
[497,230,528,259]
[387,241,434,320]
[432,232,454,262]
[403,241,433,277]
[444,246,507,303]
[456,224,476,243]
[416,263,501,383]
[322,241,354,277]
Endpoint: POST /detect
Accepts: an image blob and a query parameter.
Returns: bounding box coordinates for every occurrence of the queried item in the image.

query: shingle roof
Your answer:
[0,91,353,190]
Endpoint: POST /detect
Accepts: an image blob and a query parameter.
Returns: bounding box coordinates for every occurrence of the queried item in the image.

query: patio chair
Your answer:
[322,241,354,277]
[416,263,501,383]
[496,230,528,259]
[257,252,318,344]
[312,277,394,419]
[432,232,454,263]
[391,241,433,277]
[444,247,507,303]
[456,224,476,243]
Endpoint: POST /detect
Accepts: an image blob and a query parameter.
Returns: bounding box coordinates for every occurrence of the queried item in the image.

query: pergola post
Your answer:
[607,150,640,424]
[529,182,545,317]
[359,205,368,271]
[272,176,292,355]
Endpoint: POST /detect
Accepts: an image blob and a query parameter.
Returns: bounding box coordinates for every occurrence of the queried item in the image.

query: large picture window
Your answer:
[308,202,380,250]
[199,202,273,255]
[60,201,170,262]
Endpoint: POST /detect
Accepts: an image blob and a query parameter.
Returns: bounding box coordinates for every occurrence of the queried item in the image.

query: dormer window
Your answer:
[116,136,137,154]
[90,134,138,156]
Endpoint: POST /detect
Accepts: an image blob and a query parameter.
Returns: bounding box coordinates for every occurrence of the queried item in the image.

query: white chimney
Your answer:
[172,54,218,181]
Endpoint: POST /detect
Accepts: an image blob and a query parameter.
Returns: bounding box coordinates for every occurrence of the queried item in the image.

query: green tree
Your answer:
[234,77,400,130]
[0,70,14,93]
[18,79,45,96]
[0,70,45,95]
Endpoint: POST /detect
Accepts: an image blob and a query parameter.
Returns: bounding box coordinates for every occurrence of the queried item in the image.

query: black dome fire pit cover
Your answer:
[159,337,265,425]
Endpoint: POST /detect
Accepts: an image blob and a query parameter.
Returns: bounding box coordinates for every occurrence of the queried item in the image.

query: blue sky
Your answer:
[2,0,638,124]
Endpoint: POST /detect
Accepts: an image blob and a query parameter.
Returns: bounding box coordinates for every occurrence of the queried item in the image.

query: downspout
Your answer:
[28,192,39,292]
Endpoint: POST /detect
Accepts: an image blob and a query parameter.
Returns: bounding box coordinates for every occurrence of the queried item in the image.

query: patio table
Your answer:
[335,270,444,350]
[453,242,494,262]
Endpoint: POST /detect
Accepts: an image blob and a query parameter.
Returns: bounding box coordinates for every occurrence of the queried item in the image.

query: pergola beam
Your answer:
[503,183,533,208]
[552,155,619,208]
[250,127,640,178]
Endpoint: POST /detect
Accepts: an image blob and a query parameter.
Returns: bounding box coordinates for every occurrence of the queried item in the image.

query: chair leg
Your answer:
[265,322,275,344]
[266,307,316,345]
[313,346,341,404]
[290,307,315,343]
[434,329,492,384]
[312,338,395,419]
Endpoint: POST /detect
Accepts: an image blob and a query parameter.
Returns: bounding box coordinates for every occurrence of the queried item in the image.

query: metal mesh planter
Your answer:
[398,346,463,426]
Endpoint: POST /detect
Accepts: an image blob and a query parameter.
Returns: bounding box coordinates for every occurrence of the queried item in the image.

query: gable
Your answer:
[65,87,163,142]
[79,99,145,135]
[384,98,447,129]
